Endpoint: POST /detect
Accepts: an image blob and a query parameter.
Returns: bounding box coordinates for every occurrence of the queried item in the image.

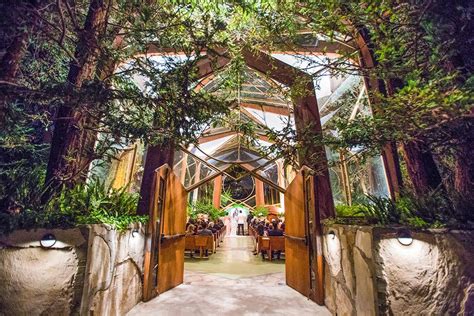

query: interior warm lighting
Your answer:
[397,229,413,246]
[40,233,56,248]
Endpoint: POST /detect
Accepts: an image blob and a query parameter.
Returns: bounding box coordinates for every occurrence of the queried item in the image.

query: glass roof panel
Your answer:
[189,135,234,158]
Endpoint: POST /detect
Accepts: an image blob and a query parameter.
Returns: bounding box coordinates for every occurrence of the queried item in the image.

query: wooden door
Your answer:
[284,167,324,304]
[143,164,187,301]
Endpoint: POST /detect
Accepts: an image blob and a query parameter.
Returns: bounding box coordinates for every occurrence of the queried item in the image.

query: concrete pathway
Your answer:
[128,236,331,316]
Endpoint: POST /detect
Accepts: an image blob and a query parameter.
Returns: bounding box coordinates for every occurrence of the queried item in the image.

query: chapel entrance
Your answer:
[142,164,187,301]
[142,163,325,304]
[284,167,324,304]
[137,48,333,305]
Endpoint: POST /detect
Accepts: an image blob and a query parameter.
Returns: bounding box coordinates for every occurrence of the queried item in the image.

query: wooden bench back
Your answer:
[270,236,285,251]
[195,235,213,249]
[185,235,195,249]
[258,236,270,250]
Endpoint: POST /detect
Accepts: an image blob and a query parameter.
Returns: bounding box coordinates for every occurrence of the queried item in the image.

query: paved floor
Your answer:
[185,235,285,278]
[128,236,330,316]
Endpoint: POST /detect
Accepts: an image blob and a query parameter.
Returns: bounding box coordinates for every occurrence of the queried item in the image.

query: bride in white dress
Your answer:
[230,209,238,236]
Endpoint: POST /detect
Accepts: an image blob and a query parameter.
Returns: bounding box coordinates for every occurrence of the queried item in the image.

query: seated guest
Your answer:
[198,221,213,236]
[208,222,218,234]
[263,222,270,235]
[186,224,196,236]
[267,224,283,259]
[271,218,277,227]
[186,218,196,230]
[267,223,283,236]
[252,223,266,255]
[257,223,265,236]
[198,222,213,257]
[280,222,285,232]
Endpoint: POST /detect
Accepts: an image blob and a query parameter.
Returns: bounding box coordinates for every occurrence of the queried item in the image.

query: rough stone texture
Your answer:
[323,225,357,315]
[354,246,376,316]
[374,229,474,315]
[0,228,88,315]
[323,224,474,316]
[0,224,145,316]
[80,224,145,316]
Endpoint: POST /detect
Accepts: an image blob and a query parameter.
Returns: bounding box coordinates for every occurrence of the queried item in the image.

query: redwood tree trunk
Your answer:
[45,0,110,191]
[386,79,443,196]
[454,117,474,197]
[0,2,35,123]
[136,142,175,216]
[0,31,28,81]
[402,140,442,195]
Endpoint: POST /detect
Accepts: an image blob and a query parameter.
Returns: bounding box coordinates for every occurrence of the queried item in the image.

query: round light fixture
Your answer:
[328,230,336,240]
[40,233,57,248]
[132,229,139,238]
[397,229,413,246]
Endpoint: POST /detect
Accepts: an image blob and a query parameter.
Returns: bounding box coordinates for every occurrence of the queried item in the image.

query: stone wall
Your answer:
[0,224,145,316]
[323,224,474,315]
[80,224,145,315]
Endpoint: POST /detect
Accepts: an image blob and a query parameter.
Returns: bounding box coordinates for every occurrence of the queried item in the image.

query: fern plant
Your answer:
[0,179,147,235]
[354,195,402,225]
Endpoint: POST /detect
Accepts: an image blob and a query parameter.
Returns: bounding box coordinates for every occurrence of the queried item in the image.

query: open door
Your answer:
[143,164,187,301]
[284,167,324,304]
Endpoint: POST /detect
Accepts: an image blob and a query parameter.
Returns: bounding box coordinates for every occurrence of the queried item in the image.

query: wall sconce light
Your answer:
[328,230,336,240]
[397,229,413,246]
[40,233,57,248]
[132,229,139,238]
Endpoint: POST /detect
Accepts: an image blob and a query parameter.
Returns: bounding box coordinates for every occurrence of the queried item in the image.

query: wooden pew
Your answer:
[269,236,285,260]
[258,236,270,259]
[194,235,214,258]
[257,235,285,261]
[185,235,196,258]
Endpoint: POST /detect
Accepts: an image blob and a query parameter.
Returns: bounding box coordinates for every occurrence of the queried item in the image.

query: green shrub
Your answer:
[354,195,403,225]
[334,191,473,229]
[254,205,269,217]
[0,180,147,235]
[335,204,365,217]
[187,200,226,220]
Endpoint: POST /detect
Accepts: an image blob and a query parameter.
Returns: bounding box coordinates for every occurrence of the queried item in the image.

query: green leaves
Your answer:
[187,200,225,220]
[254,205,269,217]
[0,179,147,235]
[334,189,473,229]
[46,179,146,230]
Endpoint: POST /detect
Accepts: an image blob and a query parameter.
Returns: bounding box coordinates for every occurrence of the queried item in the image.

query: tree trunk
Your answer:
[0,1,35,124]
[44,0,110,191]
[355,27,403,198]
[0,31,28,81]
[136,142,175,216]
[386,79,442,196]
[401,140,442,195]
[454,117,474,197]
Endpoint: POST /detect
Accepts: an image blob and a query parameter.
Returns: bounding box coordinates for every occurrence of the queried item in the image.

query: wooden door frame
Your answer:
[143,166,169,301]
[284,166,325,305]
[302,167,325,305]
